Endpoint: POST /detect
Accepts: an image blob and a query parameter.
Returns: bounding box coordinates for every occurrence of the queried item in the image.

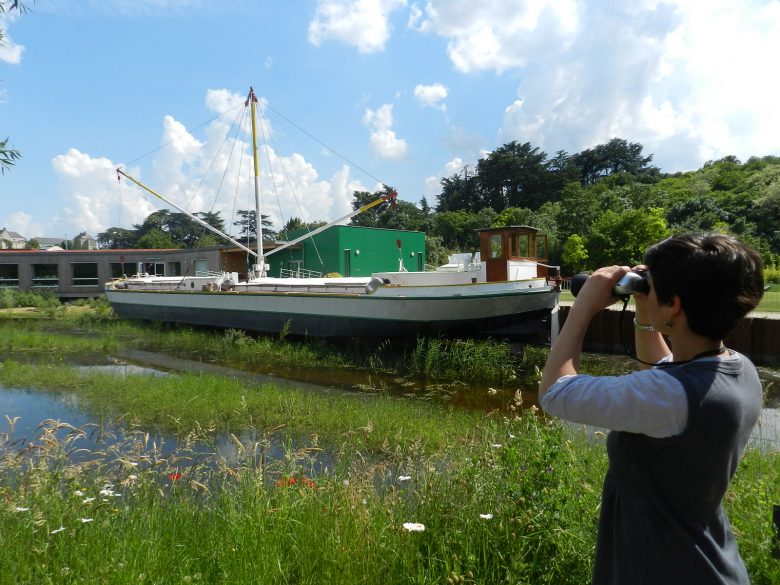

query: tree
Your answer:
[137,228,180,249]
[97,227,138,249]
[436,168,482,212]
[570,138,657,185]
[562,234,588,274]
[349,186,401,228]
[585,207,669,268]
[0,138,20,175]
[476,141,551,211]
[0,2,26,175]
[232,210,276,242]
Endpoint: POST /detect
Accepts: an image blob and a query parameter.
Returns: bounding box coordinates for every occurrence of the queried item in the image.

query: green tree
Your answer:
[476,141,551,210]
[570,138,657,185]
[136,228,180,249]
[232,210,276,242]
[349,186,400,227]
[0,2,26,175]
[436,168,481,212]
[586,207,669,268]
[425,235,449,268]
[562,234,588,274]
[97,227,138,249]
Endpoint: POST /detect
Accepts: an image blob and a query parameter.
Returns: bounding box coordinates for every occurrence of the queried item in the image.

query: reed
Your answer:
[2,391,776,585]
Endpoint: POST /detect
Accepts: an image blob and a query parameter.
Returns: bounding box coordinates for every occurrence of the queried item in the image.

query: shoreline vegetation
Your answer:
[1,299,778,584]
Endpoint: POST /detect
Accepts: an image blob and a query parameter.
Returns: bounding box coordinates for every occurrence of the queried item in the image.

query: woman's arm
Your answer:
[539,266,628,399]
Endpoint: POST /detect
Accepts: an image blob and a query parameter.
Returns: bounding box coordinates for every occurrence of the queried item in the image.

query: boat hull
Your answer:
[105,285,557,339]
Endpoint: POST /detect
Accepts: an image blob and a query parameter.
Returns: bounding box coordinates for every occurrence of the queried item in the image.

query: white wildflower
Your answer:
[398,475,412,482]
[99,488,114,497]
[491,443,503,448]
[479,513,494,520]
[402,522,425,532]
[342,479,349,487]
[14,507,30,512]
[74,490,84,497]
[80,518,94,523]
[487,388,498,395]
[50,526,66,535]
[82,497,96,504]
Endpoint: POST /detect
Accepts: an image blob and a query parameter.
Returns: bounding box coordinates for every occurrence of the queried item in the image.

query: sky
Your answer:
[1,0,779,242]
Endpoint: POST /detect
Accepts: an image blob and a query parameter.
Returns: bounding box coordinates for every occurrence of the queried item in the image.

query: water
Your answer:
[1,348,778,455]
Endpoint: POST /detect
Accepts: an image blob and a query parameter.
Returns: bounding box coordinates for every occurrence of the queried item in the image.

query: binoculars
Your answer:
[570,271,650,298]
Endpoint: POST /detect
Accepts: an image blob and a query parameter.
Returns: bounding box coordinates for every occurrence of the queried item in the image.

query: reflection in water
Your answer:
[1,348,778,457]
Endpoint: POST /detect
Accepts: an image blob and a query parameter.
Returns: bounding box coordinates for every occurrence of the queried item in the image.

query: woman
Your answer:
[539,233,765,585]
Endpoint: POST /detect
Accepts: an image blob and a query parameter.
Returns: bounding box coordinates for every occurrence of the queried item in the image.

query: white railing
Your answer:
[279,267,323,279]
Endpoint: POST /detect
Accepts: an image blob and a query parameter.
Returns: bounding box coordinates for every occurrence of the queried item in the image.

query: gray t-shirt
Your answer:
[541,352,762,585]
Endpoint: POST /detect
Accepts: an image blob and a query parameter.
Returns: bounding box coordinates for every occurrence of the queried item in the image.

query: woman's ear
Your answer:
[668,294,683,317]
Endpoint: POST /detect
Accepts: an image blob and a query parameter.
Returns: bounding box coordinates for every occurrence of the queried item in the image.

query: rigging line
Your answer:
[258,98,387,187]
[257,108,286,236]
[198,102,248,245]
[119,103,244,170]
[258,107,326,270]
[228,107,248,243]
[184,100,247,215]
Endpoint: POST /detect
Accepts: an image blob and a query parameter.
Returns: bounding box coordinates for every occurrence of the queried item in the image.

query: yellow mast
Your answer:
[246,87,266,277]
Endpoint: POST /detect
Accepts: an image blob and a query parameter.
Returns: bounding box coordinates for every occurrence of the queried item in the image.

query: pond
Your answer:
[1,348,778,457]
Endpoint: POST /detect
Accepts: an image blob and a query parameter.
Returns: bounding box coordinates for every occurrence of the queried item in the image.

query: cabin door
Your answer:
[343,249,351,276]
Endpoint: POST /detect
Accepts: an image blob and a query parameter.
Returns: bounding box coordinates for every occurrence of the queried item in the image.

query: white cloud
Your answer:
[362,104,408,159]
[50,89,371,237]
[52,148,157,236]
[414,83,448,110]
[425,156,469,197]
[4,211,41,240]
[0,12,25,64]
[493,0,780,170]
[413,0,583,73]
[308,0,408,53]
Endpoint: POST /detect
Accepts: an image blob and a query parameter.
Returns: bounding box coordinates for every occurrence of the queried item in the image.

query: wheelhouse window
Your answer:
[32,264,59,287]
[489,234,503,259]
[71,263,99,286]
[0,263,19,287]
[511,234,529,258]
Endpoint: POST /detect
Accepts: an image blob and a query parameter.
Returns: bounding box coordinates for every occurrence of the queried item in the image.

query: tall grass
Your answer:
[2,389,776,585]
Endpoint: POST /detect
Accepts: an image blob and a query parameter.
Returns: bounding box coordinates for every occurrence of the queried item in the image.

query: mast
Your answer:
[246,87,266,277]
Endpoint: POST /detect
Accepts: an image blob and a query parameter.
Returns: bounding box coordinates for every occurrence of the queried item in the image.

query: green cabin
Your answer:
[263,225,426,277]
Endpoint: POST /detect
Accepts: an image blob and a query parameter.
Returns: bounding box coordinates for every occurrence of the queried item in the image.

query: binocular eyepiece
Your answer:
[570,270,650,298]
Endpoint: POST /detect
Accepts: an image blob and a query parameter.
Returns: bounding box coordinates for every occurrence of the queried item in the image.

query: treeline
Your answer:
[98,137,780,275]
[351,139,780,273]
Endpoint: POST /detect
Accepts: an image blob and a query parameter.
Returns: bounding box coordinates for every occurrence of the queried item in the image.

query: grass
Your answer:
[0,304,777,583]
[1,362,778,584]
[0,308,547,387]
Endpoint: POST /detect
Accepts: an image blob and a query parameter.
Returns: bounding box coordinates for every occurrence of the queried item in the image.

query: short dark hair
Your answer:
[644,233,764,341]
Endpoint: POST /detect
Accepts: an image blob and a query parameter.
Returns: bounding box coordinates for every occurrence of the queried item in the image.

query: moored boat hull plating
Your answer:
[105,283,556,339]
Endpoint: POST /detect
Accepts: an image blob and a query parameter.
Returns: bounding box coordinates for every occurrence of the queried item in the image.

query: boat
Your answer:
[105,88,560,340]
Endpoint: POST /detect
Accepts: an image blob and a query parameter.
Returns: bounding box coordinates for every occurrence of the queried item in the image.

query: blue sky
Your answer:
[1,0,779,241]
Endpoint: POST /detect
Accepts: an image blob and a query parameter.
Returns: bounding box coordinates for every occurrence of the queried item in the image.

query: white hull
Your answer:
[105,276,557,339]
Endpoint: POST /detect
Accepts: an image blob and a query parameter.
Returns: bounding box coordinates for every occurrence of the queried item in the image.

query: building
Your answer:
[0,227,27,250]
[267,225,426,277]
[0,247,224,299]
[0,225,426,299]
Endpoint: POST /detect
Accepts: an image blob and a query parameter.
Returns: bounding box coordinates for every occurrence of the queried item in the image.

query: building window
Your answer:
[167,261,182,276]
[110,262,138,278]
[72,263,99,286]
[32,264,59,287]
[0,263,19,287]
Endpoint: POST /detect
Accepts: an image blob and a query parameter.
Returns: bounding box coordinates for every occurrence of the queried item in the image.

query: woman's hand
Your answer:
[571,265,629,316]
